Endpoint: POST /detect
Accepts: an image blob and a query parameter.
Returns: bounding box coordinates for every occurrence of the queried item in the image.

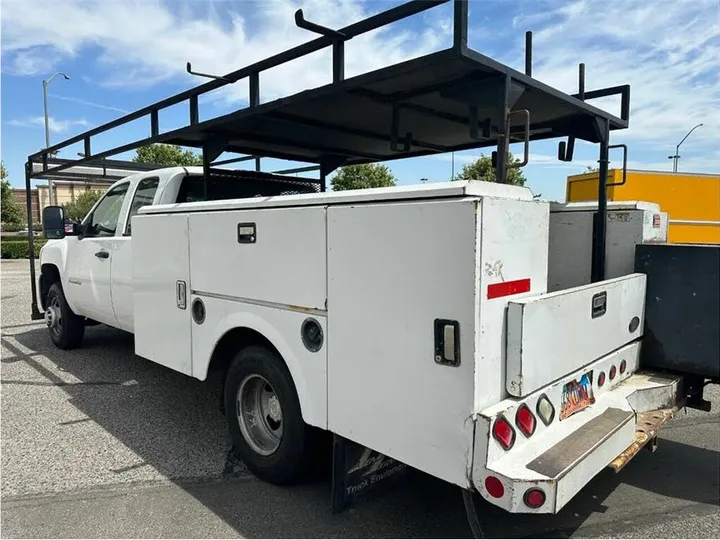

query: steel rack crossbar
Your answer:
[25,0,631,306]
[28,157,166,184]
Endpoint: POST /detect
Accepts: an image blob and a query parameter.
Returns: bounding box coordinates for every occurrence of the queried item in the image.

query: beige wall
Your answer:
[12,181,112,225]
[37,182,109,209]
[10,189,41,223]
[25,182,110,223]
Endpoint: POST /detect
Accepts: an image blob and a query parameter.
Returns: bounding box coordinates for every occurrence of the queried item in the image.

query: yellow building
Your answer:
[566,169,720,244]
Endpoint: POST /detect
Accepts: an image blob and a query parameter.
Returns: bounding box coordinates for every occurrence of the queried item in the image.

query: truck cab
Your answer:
[38,167,190,336]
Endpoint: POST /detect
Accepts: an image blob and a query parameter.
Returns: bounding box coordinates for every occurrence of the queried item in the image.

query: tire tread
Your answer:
[47,282,85,350]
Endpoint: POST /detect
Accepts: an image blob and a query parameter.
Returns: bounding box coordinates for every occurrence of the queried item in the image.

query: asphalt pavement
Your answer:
[1,259,719,538]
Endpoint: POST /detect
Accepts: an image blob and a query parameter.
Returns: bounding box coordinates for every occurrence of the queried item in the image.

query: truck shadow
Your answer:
[3,325,719,538]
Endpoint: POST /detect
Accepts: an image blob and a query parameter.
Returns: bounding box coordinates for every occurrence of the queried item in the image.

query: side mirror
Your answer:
[42,206,66,239]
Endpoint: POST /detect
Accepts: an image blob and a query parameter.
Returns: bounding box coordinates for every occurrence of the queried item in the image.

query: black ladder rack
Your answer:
[26,0,631,315]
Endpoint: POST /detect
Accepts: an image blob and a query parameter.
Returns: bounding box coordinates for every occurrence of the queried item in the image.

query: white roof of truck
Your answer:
[550,200,661,212]
[140,180,535,215]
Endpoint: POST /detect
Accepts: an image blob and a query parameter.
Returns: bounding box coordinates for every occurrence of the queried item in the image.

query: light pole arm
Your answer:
[672,123,703,173]
[677,123,704,149]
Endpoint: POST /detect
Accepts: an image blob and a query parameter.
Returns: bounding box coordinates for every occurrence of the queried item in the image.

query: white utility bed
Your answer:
[140,180,535,215]
[132,181,646,491]
[548,200,667,292]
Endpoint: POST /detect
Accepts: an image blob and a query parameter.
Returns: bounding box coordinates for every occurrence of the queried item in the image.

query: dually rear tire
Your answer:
[224,345,316,485]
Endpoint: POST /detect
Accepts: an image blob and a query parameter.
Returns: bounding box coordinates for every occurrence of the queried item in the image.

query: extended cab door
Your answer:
[110,176,161,332]
[65,181,130,326]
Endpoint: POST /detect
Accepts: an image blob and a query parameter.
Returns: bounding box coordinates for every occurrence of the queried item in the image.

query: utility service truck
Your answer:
[25,0,717,535]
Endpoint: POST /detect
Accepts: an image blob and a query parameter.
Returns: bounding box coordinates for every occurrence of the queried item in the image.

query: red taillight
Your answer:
[524,488,546,508]
[492,417,516,450]
[485,476,505,498]
[515,404,536,437]
[620,359,627,374]
[598,371,606,387]
[609,365,617,380]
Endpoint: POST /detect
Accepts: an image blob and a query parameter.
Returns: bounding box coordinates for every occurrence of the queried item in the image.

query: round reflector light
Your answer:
[515,404,536,437]
[492,417,516,450]
[620,359,627,374]
[485,476,505,498]
[536,395,555,426]
[598,371,606,387]
[524,488,546,508]
[609,365,617,380]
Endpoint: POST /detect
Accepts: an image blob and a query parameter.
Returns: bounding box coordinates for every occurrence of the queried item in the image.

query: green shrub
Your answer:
[1,238,48,259]
[0,222,42,232]
[1,222,24,232]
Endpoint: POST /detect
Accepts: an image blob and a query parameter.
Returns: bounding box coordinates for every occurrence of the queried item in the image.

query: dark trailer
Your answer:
[26,0,716,534]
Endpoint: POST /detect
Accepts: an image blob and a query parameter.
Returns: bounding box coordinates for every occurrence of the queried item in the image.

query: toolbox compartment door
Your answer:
[133,213,193,375]
[506,274,646,397]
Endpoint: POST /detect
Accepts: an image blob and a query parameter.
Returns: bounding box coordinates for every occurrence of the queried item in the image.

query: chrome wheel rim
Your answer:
[45,297,63,338]
[236,374,283,456]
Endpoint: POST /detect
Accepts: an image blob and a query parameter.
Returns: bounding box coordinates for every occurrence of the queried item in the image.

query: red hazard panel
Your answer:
[487,278,531,299]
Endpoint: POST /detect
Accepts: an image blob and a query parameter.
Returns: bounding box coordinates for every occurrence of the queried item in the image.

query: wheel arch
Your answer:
[199,316,326,430]
[38,239,73,312]
[39,263,61,310]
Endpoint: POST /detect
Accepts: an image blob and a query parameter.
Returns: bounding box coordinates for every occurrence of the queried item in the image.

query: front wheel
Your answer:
[45,282,85,349]
[224,345,316,485]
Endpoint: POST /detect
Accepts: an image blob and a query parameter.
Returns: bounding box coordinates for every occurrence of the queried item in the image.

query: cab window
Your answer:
[84,182,130,238]
[125,177,160,235]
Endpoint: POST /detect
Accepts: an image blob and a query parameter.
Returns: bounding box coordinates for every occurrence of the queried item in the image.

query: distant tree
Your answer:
[331,163,397,191]
[133,144,202,166]
[453,152,526,186]
[1,162,24,225]
[63,189,104,221]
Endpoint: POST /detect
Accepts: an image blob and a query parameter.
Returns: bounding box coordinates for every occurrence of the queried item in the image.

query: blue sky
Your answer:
[2,0,718,201]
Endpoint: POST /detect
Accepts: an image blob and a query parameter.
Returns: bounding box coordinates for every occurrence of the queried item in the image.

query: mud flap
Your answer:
[331,434,409,513]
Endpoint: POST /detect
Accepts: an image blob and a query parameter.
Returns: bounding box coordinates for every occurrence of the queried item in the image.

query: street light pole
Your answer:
[668,123,703,173]
[42,72,70,206]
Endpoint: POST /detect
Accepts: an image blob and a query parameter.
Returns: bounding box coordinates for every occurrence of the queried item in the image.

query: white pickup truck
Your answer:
[38,167,686,519]
[39,166,209,341]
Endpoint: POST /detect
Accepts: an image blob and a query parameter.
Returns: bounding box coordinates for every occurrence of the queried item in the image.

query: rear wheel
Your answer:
[224,345,316,485]
[45,282,85,349]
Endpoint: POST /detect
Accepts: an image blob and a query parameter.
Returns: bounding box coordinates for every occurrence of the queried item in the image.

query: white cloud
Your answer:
[507,0,719,148]
[1,0,450,103]
[7,116,91,133]
[6,48,65,76]
[428,0,719,174]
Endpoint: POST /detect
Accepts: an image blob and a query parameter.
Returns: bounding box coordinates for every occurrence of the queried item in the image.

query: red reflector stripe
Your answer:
[487,278,531,299]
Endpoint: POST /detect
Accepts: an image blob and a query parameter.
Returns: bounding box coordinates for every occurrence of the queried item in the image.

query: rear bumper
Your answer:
[471,341,682,514]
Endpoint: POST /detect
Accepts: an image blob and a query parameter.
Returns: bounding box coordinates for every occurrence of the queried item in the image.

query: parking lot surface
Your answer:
[1,259,719,538]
